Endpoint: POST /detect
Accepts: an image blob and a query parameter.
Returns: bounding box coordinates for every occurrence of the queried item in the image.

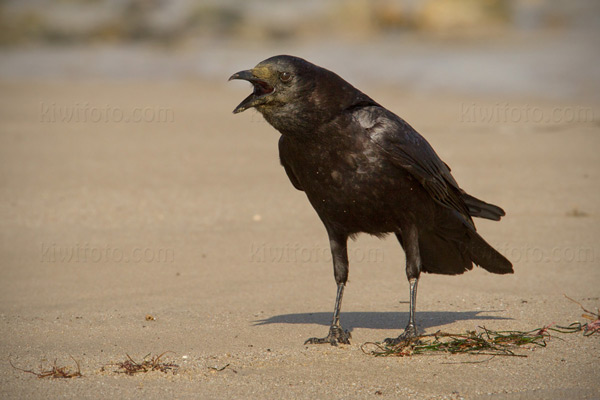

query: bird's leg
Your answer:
[403,277,419,337]
[305,231,351,346]
[385,227,422,345]
[304,283,350,345]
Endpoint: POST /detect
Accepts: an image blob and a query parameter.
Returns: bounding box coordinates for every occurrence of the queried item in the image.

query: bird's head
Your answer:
[229,55,314,115]
[229,55,374,136]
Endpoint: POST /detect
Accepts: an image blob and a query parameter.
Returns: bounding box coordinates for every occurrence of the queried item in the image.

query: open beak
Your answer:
[229,69,274,114]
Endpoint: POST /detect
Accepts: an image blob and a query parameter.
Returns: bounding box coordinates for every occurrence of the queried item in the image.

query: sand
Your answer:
[0,80,598,399]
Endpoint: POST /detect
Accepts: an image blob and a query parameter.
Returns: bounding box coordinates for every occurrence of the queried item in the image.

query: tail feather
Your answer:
[419,232,473,275]
[418,208,513,276]
[461,191,505,221]
[419,230,513,275]
[465,230,513,274]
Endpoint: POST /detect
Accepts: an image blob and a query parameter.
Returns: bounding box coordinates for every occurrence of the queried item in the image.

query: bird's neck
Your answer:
[260,89,377,138]
[259,102,321,137]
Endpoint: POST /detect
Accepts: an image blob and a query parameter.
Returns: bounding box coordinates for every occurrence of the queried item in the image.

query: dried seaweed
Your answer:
[363,296,598,358]
[9,356,82,378]
[109,352,178,375]
[362,326,546,357]
[564,294,600,336]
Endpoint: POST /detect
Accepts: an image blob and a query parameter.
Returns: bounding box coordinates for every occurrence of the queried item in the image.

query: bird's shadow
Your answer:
[254,310,510,332]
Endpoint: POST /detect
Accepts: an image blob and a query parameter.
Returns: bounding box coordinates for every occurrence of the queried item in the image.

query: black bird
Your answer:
[230,55,513,345]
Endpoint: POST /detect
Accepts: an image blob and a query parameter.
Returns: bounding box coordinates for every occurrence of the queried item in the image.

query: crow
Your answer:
[229,55,513,345]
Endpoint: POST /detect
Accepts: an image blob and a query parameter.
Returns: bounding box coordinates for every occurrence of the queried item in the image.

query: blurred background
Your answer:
[1,4,599,398]
[1,0,599,100]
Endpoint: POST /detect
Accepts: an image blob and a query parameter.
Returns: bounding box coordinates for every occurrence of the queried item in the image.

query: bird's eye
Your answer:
[279,71,292,82]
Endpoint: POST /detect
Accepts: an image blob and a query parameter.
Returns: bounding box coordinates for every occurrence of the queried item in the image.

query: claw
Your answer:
[305,325,351,346]
[383,324,420,345]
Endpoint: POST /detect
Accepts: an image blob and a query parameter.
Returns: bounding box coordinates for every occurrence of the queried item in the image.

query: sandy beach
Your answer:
[0,76,598,399]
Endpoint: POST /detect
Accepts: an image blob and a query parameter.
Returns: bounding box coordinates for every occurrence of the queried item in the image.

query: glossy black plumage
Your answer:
[230,55,512,345]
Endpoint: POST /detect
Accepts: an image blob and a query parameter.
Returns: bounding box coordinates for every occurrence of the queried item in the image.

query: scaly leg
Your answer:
[385,227,422,344]
[305,229,351,345]
[304,283,350,345]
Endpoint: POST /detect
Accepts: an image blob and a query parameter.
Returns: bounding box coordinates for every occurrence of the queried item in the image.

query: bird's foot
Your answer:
[304,325,351,346]
[383,324,420,346]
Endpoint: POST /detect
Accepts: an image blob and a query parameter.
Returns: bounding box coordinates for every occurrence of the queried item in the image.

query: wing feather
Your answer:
[353,106,472,223]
